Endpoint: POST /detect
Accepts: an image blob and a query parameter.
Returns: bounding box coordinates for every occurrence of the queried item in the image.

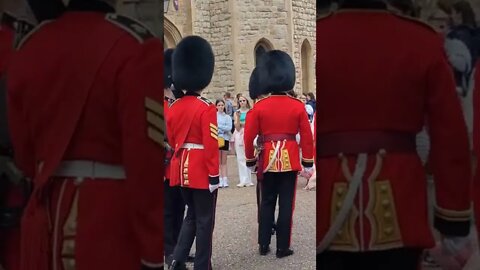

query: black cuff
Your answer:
[246,160,257,167]
[209,176,219,185]
[141,264,162,270]
[434,216,471,237]
[302,160,314,168]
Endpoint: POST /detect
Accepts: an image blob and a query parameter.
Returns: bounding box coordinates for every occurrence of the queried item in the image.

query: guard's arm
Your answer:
[117,36,164,268]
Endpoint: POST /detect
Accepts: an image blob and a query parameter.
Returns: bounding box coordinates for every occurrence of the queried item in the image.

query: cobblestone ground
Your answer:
[182,155,316,270]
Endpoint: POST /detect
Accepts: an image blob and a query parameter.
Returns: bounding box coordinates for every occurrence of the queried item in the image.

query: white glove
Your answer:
[304,174,316,191]
[302,167,314,178]
[304,166,314,173]
[441,236,471,255]
[209,184,220,193]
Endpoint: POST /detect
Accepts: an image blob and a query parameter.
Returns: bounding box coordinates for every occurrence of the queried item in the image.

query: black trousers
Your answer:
[317,248,422,270]
[258,171,297,250]
[256,180,276,243]
[164,180,186,258]
[173,188,217,270]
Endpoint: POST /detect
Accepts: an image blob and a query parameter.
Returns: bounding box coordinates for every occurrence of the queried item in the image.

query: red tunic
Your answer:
[474,61,480,237]
[316,10,472,251]
[7,12,164,270]
[244,94,314,172]
[166,94,220,189]
[0,18,21,270]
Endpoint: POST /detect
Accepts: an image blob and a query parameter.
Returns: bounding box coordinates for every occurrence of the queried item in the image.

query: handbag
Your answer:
[218,137,225,148]
[218,137,230,151]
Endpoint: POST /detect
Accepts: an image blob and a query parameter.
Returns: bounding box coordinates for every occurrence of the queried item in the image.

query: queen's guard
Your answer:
[316,0,473,269]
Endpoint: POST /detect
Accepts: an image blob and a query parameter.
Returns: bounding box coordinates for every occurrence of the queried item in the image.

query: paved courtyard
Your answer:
[177,155,480,270]
[183,155,316,270]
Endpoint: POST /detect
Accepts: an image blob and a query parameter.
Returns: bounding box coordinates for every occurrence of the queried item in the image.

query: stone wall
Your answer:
[231,0,293,97]
[163,0,316,100]
[203,0,234,98]
[164,0,193,47]
[293,0,317,94]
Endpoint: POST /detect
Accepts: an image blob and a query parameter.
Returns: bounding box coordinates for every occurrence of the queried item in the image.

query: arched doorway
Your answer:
[254,38,274,67]
[301,39,313,94]
[164,17,182,49]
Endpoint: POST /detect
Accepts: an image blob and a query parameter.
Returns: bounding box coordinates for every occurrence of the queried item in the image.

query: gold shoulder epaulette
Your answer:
[254,94,272,105]
[198,96,213,105]
[287,95,303,103]
[15,20,52,50]
[169,98,180,108]
[105,13,155,43]
[255,94,271,103]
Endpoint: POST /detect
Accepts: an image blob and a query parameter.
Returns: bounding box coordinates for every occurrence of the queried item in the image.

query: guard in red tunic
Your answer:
[474,60,480,243]
[247,67,277,236]
[163,48,188,268]
[0,9,19,270]
[316,0,472,269]
[244,50,314,258]
[0,5,37,270]
[167,36,219,270]
[7,0,165,269]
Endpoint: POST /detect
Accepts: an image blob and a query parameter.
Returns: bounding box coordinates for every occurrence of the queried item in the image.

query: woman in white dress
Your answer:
[232,95,254,187]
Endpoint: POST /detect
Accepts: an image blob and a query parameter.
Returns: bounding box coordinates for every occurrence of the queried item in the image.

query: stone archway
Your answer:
[164,17,182,49]
[301,39,313,94]
[254,38,274,67]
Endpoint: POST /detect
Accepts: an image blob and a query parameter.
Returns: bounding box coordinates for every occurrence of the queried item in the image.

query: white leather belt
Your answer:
[180,143,204,150]
[53,161,126,180]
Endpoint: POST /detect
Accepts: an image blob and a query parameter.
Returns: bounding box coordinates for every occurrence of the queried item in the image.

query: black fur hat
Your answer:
[257,50,295,93]
[164,48,174,89]
[317,0,332,10]
[172,36,215,92]
[248,68,260,100]
[27,0,66,22]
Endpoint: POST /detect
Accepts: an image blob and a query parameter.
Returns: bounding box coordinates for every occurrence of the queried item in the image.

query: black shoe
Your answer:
[169,260,188,270]
[276,248,294,258]
[186,254,195,262]
[259,245,271,255]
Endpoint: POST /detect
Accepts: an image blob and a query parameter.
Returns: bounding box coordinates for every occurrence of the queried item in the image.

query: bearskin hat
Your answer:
[248,68,261,100]
[164,48,174,89]
[172,36,215,92]
[257,50,295,93]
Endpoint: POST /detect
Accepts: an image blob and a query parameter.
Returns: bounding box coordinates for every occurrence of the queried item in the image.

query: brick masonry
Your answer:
[163,0,316,100]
